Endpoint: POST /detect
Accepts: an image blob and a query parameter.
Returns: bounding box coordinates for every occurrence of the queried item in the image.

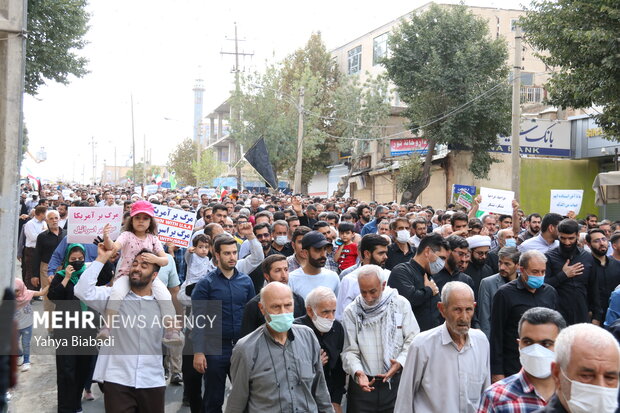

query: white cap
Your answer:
[467,235,491,249]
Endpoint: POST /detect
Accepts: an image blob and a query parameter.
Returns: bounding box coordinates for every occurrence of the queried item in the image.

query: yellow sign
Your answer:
[586,127,604,138]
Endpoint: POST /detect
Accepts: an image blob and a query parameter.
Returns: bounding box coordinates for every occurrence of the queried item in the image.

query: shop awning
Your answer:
[593,171,620,205]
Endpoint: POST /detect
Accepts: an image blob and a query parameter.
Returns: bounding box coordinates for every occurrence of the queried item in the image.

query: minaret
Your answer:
[193,79,205,145]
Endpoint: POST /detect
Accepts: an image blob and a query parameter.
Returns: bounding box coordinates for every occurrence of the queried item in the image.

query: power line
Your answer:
[317,78,511,142]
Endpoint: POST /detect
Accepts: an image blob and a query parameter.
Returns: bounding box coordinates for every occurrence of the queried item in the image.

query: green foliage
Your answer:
[520,1,620,137]
[192,150,226,187]
[384,4,511,200]
[167,138,197,185]
[25,0,90,95]
[125,162,161,183]
[232,33,390,187]
[396,155,424,191]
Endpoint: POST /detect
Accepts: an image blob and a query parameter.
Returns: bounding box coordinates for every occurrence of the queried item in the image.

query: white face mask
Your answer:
[561,369,619,413]
[274,235,289,246]
[396,230,410,244]
[519,344,554,378]
[312,314,334,333]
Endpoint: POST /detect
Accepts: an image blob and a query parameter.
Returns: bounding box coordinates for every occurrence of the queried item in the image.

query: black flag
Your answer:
[244,137,278,189]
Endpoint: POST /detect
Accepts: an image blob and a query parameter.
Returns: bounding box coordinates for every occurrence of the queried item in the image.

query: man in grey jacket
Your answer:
[225,282,334,413]
[478,246,520,338]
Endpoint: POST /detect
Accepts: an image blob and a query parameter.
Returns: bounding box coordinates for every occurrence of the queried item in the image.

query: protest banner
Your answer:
[451,184,476,207]
[67,207,123,244]
[144,184,158,195]
[479,187,514,215]
[550,190,583,216]
[153,204,196,248]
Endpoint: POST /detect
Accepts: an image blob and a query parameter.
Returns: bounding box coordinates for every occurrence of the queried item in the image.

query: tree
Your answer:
[384,4,511,203]
[192,150,226,187]
[332,74,391,197]
[125,162,161,183]
[233,33,390,190]
[167,138,197,185]
[25,0,89,95]
[520,1,620,137]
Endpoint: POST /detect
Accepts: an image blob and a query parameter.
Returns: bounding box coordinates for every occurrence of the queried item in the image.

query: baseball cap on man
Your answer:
[302,231,331,249]
[131,200,155,217]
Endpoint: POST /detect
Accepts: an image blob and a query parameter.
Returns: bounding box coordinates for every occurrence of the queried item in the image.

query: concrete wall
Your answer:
[308,173,328,197]
[373,173,397,203]
[418,164,447,207]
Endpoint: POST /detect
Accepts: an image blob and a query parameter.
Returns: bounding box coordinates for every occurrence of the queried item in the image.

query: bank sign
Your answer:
[390,138,429,156]
[492,119,571,157]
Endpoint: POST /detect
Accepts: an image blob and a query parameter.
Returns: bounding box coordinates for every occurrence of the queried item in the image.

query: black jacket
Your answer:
[294,315,346,404]
[385,242,415,271]
[545,246,602,324]
[387,259,441,332]
[593,256,620,319]
[240,291,306,337]
[490,277,559,376]
[486,246,500,274]
[464,260,495,300]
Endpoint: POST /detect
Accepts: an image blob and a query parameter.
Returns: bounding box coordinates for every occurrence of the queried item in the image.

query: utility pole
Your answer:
[143,134,147,185]
[131,94,136,186]
[0,0,27,296]
[221,22,253,190]
[89,137,97,184]
[293,87,305,194]
[510,25,522,200]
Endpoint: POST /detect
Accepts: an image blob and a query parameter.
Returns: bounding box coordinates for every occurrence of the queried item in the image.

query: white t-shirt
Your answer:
[288,267,340,300]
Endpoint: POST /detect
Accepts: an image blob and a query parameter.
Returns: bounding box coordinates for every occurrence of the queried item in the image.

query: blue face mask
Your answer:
[267,312,294,333]
[526,274,545,289]
[505,238,517,247]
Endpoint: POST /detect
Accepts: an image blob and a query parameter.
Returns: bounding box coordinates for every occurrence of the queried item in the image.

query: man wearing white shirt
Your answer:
[21,205,48,289]
[395,281,490,413]
[289,231,340,300]
[336,234,389,321]
[74,245,171,413]
[518,213,563,254]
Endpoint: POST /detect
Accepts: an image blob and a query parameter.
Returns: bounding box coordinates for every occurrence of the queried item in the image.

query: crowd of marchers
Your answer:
[10,181,620,413]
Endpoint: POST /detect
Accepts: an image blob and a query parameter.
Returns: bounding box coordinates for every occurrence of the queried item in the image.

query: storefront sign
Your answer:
[390,138,429,156]
[491,119,571,157]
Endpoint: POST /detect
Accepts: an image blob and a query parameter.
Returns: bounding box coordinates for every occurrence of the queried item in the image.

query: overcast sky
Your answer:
[22,0,527,183]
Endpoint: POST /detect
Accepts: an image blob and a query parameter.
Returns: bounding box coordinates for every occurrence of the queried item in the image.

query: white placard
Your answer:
[67,207,123,244]
[144,184,158,195]
[479,187,515,215]
[153,205,196,248]
[550,190,583,216]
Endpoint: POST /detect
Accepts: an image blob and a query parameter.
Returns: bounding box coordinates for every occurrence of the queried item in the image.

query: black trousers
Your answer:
[182,331,204,413]
[103,381,165,413]
[56,354,93,413]
[346,373,401,413]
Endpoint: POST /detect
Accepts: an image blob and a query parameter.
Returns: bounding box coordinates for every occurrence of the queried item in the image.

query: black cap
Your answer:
[301,231,331,249]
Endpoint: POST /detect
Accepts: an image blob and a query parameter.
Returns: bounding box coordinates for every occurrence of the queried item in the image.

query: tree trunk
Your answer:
[400,140,436,204]
[334,157,358,198]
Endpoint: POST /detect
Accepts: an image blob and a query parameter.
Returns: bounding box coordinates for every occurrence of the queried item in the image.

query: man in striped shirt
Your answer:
[478,307,566,413]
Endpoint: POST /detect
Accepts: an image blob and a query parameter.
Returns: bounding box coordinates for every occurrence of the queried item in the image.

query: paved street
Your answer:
[8,296,190,412]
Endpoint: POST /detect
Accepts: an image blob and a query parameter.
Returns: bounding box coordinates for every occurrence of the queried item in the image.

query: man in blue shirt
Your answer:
[191,234,255,413]
[360,205,390,236]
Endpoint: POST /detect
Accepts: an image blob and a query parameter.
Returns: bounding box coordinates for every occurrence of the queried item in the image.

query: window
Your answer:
[520,87,544,103]
[373,33,389,65]
[520,72,534,86]
[348,45,362,74]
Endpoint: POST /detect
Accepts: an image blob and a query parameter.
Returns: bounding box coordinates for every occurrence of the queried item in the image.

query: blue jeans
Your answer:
[18,325,32,363]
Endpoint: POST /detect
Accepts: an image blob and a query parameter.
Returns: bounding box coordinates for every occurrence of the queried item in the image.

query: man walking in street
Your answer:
[395,281,490,412]
[342,265,419,413]
[191,234,256,413]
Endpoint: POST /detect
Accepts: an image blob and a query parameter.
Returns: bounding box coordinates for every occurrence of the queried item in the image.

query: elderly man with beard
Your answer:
[465,235,495,299]
[336,234,390,320]
[545,219,601,326]
[341,265,419,413]
[585,228,620,320]
[395,281,490,412]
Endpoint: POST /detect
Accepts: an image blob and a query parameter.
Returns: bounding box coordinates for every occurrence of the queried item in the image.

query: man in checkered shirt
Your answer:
[478,307,566,412]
